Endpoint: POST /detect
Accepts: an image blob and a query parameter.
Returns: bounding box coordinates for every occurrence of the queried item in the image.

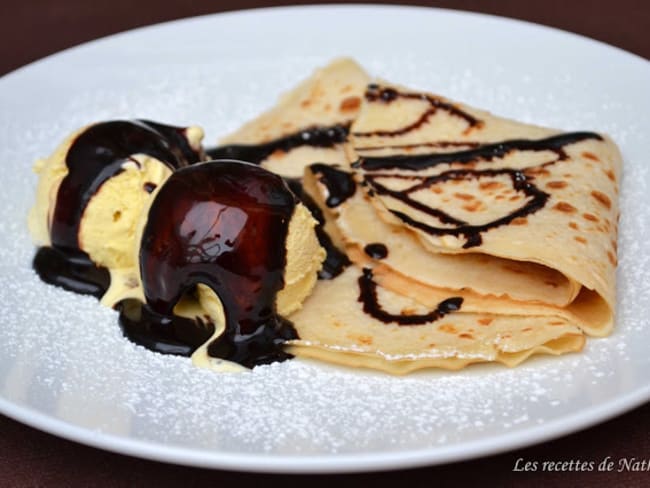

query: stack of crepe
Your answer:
[219,58,621,373]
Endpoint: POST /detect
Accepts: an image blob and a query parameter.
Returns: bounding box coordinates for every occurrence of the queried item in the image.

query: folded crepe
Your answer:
[208,60,621,374]
[285,81,621,373]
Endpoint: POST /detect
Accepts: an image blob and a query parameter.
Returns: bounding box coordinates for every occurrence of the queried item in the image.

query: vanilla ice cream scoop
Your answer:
[119,160,325,369]
[29,120,205,299]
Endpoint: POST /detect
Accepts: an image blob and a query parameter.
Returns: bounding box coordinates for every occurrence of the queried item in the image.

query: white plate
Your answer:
[0,5,648,474]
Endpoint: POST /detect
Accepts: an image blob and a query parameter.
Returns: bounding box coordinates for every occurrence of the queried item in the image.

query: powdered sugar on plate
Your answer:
[0,6,648,471]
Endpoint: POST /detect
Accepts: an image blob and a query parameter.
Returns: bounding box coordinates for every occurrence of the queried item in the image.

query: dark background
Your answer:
[2,0,649,75]
[1,1,648,486]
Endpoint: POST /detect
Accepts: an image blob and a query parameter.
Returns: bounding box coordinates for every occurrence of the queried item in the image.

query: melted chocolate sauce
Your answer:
[117,298,214,357]
[50,120,203,251]
[309,164,356,207]
[356,141,481,152]
[364,243,388,259]
[32,246,110,298]
[206,124,349,164]
[367,169,549,248]
[358,268,462,325]
[355,132,603,171]
[32,120,204,313]
[357,132,603,248]
[137,161,298,368]
[285,177,350,280]
[353,86,482,138]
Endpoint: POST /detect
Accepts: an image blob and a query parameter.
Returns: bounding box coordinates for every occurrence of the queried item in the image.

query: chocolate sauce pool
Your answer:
[33,246,110,298]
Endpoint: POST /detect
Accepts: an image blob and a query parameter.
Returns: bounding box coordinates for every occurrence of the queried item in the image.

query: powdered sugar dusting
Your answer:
[0,6,648,467]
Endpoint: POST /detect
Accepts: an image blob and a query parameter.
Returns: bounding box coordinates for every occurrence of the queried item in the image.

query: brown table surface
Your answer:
[1,1,648,486]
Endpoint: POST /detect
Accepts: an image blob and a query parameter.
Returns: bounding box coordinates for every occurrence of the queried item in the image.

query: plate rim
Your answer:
[1,3,649,474]
[2,385,648,473]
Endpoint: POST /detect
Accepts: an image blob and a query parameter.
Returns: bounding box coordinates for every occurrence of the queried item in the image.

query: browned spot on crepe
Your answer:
[605,169,616,181]
[509,195,521,201]
[300,99,311,108]
[591,190,612,209]
[401,307,418,316]
[527,167,551,177]
[582,212,599,222]
[269,148,286,159]
[607,251,617,266]
[522,327,533,332]
[549,321,565,326]
[438,324,458,334]
[431,186,443,194]
[355,335,373,346]
[347,333,372,345]
[463,201,483,212]
[479,181,504,190]
[582,151,600,161]
[546,181,568,189]
[339,96,361,112]
[454,192,474,201]
[511,217,528,225]
[574,236,588,245]
[478,318,493,326]
[569,222,579,230]
[459,333,474,340]
[553,201,577,213]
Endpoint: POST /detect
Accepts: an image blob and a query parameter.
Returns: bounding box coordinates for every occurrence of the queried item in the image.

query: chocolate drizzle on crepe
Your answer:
[206,124,350,164]
[359,268,463,325]
[355,132,603,171]
[309,163,357,208]
[353,85,483,137]
[365,169,550,248]
[364,243,388,259]
[354,132,603,248]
